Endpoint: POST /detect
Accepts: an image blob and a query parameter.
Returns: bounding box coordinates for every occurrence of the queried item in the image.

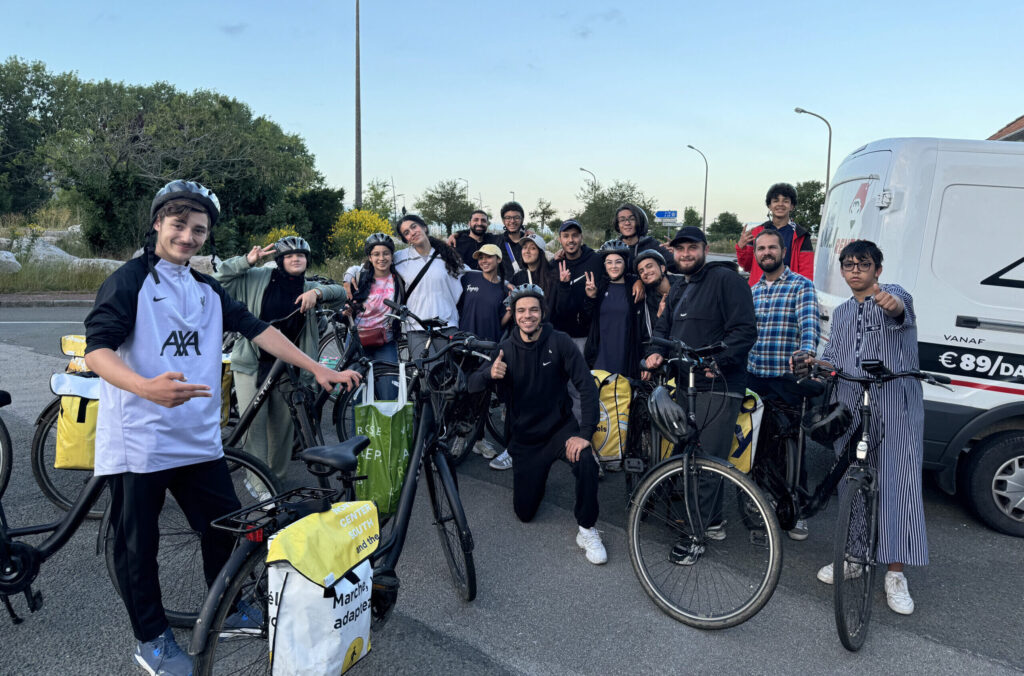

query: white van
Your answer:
[815,137,1024,537]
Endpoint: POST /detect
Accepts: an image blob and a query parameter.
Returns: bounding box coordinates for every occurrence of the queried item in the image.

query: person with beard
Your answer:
[736,182,815,286]
[582,240,642,378]
[549,220,603,352]
[746,229,820,540]
[468,284,607,565]
[510,233,555,298]
[634,249,682,344]
[450,210,500,270]
[458,244,511,343]
[644,226,757,565]
[214,236,346,481]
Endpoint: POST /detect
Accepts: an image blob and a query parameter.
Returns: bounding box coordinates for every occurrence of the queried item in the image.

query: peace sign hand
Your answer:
[584,271,597,298]
[246,244,277,266]
[558,260,570,283]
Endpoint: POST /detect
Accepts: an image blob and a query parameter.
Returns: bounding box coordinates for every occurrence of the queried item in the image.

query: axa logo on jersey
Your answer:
[161,330,202,357]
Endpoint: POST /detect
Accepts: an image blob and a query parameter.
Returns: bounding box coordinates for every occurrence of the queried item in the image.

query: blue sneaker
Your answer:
[134,628,192,676]
[221,597,264,638]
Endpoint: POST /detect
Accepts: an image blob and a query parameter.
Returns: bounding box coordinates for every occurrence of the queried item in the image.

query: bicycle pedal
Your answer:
[623,458,646,474]
[748,530,769,549]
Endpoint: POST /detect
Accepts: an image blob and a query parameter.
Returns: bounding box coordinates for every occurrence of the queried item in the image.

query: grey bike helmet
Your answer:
[635,248,666,270]
[506,283,545,311]
[150,180,221,226]
[598,239,631,258]
[648,386,692,445]
[274,236,311,261]
[364,232,395,256]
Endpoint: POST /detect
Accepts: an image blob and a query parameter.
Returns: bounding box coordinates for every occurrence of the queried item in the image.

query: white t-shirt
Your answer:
[392,246,463,332]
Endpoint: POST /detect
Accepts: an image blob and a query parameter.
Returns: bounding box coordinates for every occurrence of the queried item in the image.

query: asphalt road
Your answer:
[0,306,1021,674]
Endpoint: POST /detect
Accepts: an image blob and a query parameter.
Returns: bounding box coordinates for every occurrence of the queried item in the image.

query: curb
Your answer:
[0,298,95,308]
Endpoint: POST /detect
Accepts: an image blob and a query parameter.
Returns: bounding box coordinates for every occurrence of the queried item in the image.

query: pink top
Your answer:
[359,275,396,340]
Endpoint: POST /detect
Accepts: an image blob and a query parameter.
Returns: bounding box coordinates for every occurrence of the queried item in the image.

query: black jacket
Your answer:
[468,323,598,447]
[582,273,643,378]
[648,261,757,394]
[549,245,603,338]
[638,273,683,345]
[624,235,680,273]
[496,231,528,280]
[453,231,501,270]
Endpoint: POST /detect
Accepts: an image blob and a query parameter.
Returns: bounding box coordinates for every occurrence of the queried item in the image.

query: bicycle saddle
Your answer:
[298,436,370,473]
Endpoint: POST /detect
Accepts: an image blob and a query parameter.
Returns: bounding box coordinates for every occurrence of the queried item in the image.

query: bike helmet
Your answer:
[506,283,545,311]
[802,401,853,445]
[364,232,395,256]
[274,236,311,260]
[598,239,630,258]
[648,386,693,445]
[150,180,221,226]
[634,248,666,270]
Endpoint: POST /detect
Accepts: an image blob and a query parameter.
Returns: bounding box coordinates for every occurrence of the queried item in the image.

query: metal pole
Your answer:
[687,145,708,232]
[579,167,598,188]
[794,107,832,197]
[457,177,469,201]
[510,191,515,202]
[354,0,362,208]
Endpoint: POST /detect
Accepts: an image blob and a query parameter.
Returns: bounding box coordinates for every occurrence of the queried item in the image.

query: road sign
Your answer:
[655,210,678,219]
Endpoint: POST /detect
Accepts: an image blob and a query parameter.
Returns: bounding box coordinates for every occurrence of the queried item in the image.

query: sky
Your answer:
[3,1,1023,226]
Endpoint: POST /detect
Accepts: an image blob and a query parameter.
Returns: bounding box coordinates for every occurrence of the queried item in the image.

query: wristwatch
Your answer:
[313,287,323,300]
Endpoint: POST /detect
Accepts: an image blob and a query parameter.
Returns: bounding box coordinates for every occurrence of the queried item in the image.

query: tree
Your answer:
[793,180,825,234]
[682,206,702,229]
[413,179,476,236]
[529,198,557,231]
[361,177,392,222]
[328,209,390,261]
[571,180,659,248]
[0,57,58,214]
[292,184,345,263]
[708,211,742,239]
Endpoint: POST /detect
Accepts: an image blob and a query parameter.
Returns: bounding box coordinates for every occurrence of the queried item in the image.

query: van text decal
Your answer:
[920,343,1024,384]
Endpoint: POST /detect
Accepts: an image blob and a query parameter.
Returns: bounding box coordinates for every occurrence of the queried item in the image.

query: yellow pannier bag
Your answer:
[591,370,632,465]
[728,389,764,473]
[50,373,101,470]
[221,354,233,428]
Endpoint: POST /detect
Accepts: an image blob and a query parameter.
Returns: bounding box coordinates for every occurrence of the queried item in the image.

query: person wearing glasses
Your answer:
[497,200,529,279]
[613,203,678,274]
[349,233,407,399]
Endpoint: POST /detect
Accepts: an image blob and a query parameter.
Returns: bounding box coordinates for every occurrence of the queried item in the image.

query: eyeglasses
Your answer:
[503,215,523,222]
[841,260,874,272]
[617,216,637,224]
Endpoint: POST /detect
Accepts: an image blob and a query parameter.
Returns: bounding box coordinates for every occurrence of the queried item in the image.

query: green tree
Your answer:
[708,211,742,239]
[291,184,345,263]
[361,178,392,222]
[683,206,702,228]
[0,57,58,213]
[413,179,475,236]
[793,180,825,234]
[529,198,557,231]
[571,180,659,248]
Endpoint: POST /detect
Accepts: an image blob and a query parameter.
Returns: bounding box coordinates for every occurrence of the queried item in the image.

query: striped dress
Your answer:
[820,284,928,566]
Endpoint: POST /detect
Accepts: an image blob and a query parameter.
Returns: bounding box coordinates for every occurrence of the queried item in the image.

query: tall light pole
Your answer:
[795,107,832,197]
[392,194,403,221]
[457,177,469,201]
[687,145,708,232]
[354,0,362,208]
[510,190,515,202]
[579,166,598,188]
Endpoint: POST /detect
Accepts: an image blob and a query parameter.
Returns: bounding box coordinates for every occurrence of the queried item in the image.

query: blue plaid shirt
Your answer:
[747,267,820,377]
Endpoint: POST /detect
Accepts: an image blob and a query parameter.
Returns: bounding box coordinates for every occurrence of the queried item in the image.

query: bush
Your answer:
[328,209,390,260]
[256,225,301,248]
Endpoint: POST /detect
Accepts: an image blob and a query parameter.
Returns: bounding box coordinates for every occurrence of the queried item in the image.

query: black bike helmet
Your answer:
[648,386,692,445]
[364,232,395,256]
[802,401,853,445]
[150,179,221,226]
[506,283,545,311]
[634,248,666,271]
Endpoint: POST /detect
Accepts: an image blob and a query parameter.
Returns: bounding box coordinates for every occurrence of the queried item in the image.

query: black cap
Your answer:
[669,226,707,246]
[559,219,582,233]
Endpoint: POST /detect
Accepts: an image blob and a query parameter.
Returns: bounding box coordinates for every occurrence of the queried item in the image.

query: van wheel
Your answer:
[965,431,1024,537]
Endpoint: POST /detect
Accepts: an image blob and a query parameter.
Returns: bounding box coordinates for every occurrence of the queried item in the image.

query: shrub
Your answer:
[328,209,390,260]
[256,225,301,248]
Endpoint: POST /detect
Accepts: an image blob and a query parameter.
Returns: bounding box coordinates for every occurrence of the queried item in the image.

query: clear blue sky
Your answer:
[4,1,1022,225]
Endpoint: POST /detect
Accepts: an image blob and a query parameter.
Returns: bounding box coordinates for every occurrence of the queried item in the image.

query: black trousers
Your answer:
[107,457,241,642]
[509,419,600,529]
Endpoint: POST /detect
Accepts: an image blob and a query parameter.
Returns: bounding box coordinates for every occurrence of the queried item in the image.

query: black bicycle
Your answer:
[626,337,783,629]
[0,385,11,500]
[189,320,494,673]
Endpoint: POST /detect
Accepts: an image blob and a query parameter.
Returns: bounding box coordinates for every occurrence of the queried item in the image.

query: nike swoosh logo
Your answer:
[542,361,551,366]
[153,296,167,302]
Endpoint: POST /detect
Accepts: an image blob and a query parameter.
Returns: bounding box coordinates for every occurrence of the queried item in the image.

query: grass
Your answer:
[0,260,111,294]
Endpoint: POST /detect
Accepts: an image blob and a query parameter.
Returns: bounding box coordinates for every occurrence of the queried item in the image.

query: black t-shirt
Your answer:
[458,271,508,342]
[594,283,629,374]
[454,231,500,270]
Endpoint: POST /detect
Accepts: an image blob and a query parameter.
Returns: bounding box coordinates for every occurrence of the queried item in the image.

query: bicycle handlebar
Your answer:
[829,363,951,387]
[649,338,727,363]
[383,299,447,333]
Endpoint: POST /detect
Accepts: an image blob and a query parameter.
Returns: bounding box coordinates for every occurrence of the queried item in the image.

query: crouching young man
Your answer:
[468,284,607,564]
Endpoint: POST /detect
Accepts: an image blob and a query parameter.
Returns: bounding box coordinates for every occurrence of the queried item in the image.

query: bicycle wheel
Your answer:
[833,472,879,651]
[627,455,783,629]
[334,363,413,440]
[192,543,271,675]
[424,452,477,602]
[103,447,282,628]
[0,413,12,500]
[483,392,507,447]
[31,397,108,518]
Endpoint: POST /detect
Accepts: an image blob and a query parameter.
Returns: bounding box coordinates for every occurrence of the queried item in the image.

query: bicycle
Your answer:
[189,322,496,672]
[626,337,783,629]
[0,385,11,500]
[750,359,949,651]
[622,361,676,505]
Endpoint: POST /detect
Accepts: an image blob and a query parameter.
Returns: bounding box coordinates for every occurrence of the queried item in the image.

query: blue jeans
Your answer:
[363,340,399,400]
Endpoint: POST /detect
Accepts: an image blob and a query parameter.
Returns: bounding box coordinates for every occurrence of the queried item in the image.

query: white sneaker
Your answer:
[884,571,915,615]
[489,450,513,470]
[576,527,607,565]
[473,440,498,459]
[816,561,864,585]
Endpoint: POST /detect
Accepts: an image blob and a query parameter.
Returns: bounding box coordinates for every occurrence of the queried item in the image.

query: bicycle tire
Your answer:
[833,472,879,652]
[334,363,414,441]
[424,452,477,602]
[483,392,507,447]
[192,543,271,675]
[31,397,108,519]
[103,447,282,628]
[0,413,12,500]
[627,455,783,629]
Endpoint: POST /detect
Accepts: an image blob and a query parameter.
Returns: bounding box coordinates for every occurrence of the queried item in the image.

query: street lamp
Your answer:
[510,191,515,202]
[795,107,832,197]
[393,193,403,221]
[687,145,708,232]
[457,177,469,200]
[579,167,598,188]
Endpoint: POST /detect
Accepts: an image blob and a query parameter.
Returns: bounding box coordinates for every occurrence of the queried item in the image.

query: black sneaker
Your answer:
[670,540,705,566]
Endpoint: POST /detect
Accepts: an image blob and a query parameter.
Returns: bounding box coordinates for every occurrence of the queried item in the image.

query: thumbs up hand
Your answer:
[871,283,904,316]
[490,349,508,380]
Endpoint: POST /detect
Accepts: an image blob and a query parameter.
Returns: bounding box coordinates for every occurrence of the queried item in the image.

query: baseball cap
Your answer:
[669,226,708,246]
[559,219,582,233]
[473,243,503,260]
[521,233,547,252]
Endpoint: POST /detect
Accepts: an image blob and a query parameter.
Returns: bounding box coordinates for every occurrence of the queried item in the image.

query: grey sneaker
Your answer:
[489,450,513,470]
[788,519,809,541]
[134,628,193,676]
[705,522,727,541]
[473,440,499,459]
[221,597,264,638]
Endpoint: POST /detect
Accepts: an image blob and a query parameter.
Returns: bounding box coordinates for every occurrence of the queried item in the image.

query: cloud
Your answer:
[573,8,625,40]
[220,23,247,36]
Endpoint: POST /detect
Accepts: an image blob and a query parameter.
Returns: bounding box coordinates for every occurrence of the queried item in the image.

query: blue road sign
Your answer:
[655,210,678,219]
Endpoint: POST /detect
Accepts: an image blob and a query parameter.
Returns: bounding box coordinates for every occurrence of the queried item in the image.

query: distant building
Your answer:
[989,115,1024,141]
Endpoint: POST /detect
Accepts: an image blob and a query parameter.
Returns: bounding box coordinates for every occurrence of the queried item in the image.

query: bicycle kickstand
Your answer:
[1,593,23,624]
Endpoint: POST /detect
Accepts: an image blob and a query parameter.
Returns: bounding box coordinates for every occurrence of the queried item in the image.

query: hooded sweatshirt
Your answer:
[614,203,680,273]
[549,245,603,338]
[468,322,598,448]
